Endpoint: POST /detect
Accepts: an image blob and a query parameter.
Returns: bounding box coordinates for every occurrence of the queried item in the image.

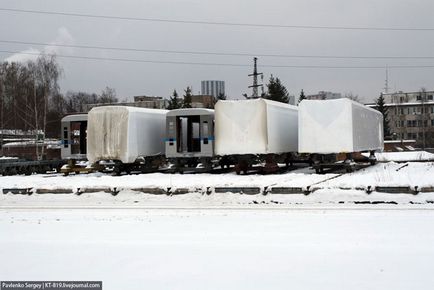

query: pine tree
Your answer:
[167,89,181,110]
[182,86,192,108]
[264,75,289,103]
[298,89,306,104]
[375,93,391,138]
[217,92,226,101]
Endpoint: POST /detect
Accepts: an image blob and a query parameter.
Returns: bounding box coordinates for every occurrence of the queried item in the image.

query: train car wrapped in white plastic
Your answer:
[87,106,168,174]
[298,98,384,154]
[215,99,298,173]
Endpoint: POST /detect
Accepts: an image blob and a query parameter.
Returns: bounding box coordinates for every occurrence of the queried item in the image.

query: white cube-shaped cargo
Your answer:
[298,99,384,154]
[87,106,168,164]
[215,99,298,155]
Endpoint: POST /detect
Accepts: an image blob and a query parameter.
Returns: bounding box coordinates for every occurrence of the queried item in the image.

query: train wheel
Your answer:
[234,164,241,175]
[113,166,122,176]
[24,166,32,176]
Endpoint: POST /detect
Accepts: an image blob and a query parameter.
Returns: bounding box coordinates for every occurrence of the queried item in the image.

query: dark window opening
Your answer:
[176,116,201,153]
[63,127,68,148]
[70,121,87,154]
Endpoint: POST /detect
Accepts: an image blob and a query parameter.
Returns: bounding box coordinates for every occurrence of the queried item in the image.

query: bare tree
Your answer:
[35,55,61,158]
[99,86,118,104]
[344,92,360,103]
[0,63,4,155]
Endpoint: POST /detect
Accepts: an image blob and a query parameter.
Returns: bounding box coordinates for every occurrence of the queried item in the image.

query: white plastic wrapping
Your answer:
[87,106,168,163]
[215,99,298,155]
[298,98,384,154]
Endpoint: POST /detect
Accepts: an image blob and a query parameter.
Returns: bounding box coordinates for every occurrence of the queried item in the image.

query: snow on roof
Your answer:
[167,108,214,117]
[0,156,19,160]
[384,140,416,143]
[384,101,434,107]
[61,114,88,122]
[3,140,60,148]
[89,105,168,115]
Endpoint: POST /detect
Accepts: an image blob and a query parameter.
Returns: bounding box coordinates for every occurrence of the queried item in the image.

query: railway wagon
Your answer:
[298,98,384,172]
[165,108,215,171]
[61,114,88,160]
[215,99,298,174]
[87,106,168,174]
[59,114,90,175]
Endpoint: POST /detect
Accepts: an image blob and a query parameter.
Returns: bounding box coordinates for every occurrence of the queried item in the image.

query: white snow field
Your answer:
[2,159,434,289]
[1,208,434,290]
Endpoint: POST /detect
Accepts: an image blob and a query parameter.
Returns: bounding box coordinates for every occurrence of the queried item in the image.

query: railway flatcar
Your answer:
[215,99,298,174]
[165,108,215,172]
[87,106,168,174]
[298,98,384,173]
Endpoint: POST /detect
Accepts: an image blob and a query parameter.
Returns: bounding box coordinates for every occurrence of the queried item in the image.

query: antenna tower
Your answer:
[248,57,263,98]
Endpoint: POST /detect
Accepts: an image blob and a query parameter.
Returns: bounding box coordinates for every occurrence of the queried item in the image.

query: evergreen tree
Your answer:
[298,89,306,104]
[167,89,181,110]
[375,93,391,138]
[182,86,192,108]
[217,92,226,101]
[264,75,289,103]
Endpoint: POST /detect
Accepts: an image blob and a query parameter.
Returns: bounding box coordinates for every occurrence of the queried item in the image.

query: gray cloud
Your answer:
[1,0,434,102]
[4,26,75,62]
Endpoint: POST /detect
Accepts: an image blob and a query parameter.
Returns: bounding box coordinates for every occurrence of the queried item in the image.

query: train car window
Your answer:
[79,121,87,154]
[203,121,209,136]
[70,122,81,154]
[191,121,200,152]
[63,127,68,148]
[169,121,174,134]
[203,121,209,144]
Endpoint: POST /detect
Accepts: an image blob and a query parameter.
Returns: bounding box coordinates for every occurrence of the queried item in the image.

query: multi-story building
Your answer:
[378,90,434,148]
[132,95,168,109]
[201,80,225,99]
[85,96,168,112]
[306,91,342,100]
[190,95,215,109]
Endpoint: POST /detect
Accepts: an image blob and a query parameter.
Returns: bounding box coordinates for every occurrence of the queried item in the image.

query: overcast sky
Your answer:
[1,0,434,103]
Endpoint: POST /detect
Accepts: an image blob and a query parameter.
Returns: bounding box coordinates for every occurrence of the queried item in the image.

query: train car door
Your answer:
[176,116,201,153]
[70,121,87,155]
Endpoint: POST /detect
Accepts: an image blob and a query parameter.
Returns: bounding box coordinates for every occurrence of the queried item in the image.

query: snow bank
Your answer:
[321,162,434,189]
[364,151,434,162]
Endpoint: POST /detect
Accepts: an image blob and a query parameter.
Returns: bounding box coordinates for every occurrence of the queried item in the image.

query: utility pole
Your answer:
[0,78,3,156]
[248,57,263,99]
[421,88,427,150]
[384,67,390,93]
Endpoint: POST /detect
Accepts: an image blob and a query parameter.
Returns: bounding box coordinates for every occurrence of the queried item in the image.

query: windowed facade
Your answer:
[380,90,434,147]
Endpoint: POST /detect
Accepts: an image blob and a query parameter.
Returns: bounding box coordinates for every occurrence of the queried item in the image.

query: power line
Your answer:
[1,7,434,32]
[1,39,434,60]
[2,49,434,69]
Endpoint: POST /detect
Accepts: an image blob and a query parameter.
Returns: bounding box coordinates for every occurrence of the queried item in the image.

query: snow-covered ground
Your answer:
[1,162,433,197]
[2,158,434,289]
[1,208,434,290]
[319,161,434,189]
[362,151,434,162]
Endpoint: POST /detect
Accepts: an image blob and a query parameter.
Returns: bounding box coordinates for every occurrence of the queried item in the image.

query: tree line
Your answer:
[0,55,117,141]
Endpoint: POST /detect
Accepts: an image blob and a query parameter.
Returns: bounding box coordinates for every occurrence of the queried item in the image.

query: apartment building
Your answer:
[381,90,434,148]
